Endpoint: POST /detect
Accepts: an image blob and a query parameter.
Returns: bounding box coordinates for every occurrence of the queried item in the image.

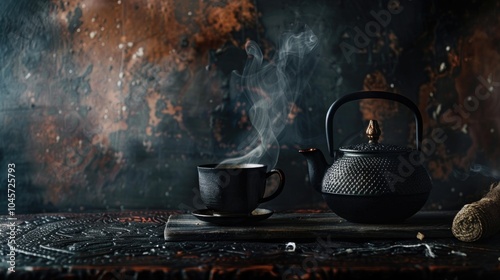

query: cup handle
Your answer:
[259,168,285,203]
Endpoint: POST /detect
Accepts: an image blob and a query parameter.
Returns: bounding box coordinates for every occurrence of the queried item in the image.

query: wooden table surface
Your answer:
[1,210,500,280]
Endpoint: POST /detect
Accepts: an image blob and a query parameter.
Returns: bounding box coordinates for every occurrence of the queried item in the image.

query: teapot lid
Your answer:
[339,120,413,154]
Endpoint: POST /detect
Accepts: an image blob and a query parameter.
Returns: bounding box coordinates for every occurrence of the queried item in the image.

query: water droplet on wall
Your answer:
[439,62,446,72]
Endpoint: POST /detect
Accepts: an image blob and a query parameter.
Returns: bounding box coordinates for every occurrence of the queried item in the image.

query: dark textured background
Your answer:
[0,0,499,214]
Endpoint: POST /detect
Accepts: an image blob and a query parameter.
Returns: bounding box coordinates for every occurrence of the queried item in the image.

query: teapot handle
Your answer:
[326,91,423,158]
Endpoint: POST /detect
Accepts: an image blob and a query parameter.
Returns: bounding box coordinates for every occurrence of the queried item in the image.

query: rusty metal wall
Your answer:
[1,0,499,213]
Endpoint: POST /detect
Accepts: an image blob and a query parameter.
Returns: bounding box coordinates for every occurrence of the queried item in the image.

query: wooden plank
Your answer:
[164,211,456,241]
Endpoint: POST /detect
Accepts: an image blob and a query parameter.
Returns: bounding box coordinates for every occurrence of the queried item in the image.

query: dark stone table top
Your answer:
[1,210,500,279]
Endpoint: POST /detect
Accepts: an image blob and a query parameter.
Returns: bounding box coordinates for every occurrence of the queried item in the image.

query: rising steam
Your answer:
[219,25,319,170]
[453,163,500,180]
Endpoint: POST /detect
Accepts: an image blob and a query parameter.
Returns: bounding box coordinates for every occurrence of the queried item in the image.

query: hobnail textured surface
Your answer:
[322,154,432,195]
[340,143,412,153]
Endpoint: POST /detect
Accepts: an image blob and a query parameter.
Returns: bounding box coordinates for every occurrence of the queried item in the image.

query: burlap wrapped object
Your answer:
[451,182,500,242]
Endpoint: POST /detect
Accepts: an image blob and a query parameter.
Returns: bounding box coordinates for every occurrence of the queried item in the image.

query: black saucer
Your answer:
[191,208,273,226]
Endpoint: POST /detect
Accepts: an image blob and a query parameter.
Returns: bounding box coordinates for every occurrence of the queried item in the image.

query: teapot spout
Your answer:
[299,148,329,193]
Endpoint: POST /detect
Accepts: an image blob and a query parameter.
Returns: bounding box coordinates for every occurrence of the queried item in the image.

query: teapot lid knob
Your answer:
[366,120,381,144]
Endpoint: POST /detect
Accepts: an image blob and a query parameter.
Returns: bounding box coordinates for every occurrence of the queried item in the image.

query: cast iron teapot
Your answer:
[300,91,432,223]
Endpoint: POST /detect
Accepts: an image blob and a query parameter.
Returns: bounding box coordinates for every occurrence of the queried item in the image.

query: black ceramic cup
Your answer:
[197,163,285,215]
